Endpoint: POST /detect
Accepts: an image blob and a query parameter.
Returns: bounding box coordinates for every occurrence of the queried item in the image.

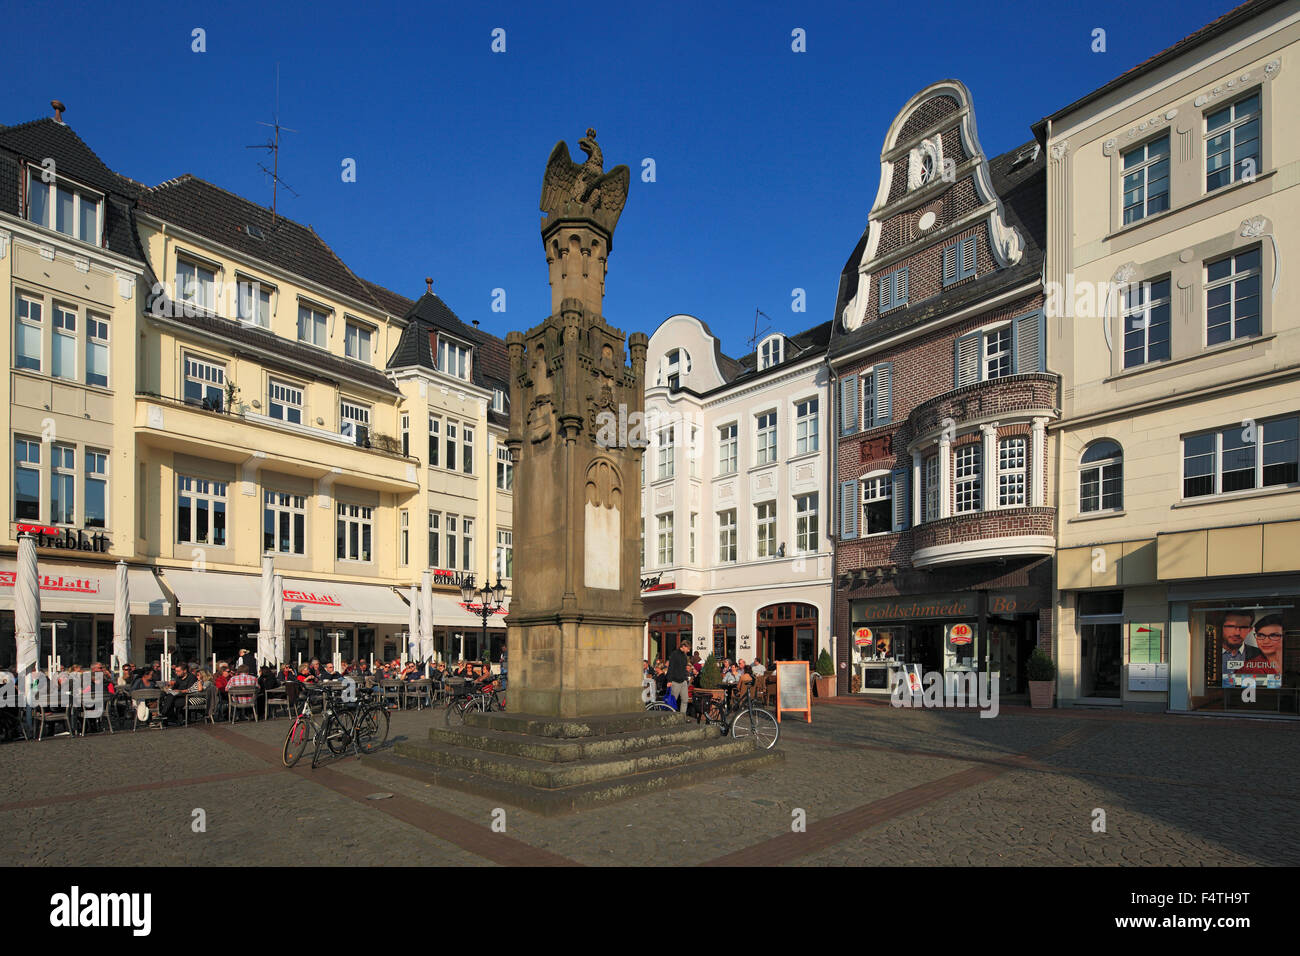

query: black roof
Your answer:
[828,140,1046,361]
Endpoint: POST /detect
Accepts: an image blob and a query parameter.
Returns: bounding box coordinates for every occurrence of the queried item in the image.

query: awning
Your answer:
[428,593,510,629]
[0,559,171,616]
[160,568,412,625]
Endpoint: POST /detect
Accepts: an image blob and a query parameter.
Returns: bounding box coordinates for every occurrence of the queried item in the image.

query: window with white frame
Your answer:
[497,445,514,491]
[428,511,440,567]
[428,415,440,467]
[1205,91,1260,192]
[437,337,471,380]
[718,509,737,563]
[1206,247,1262,346]
[340,399,370,438]
[984,326,1012,380]
[400,413,409,457]
[492,388,506,413]
[14,438,41,522]
[1122,135,1170,225]
[264,491,307,555]
[954,444,982,514]
[237,278,271,327]
[462,517,474,572]
[344,320,373,363]
[15,293,43,371]
[688,513,697,564]
[1123,277,1172,369]
[1079,440,1123,513]
[997,437,1027,507]
[1183,415,1298,498]
[861,474,893,535]
[399,509,409,566]
[52,305,76,381]
[84,449,108,529]
[269,379,303,425]
[177,476,228,546]
[688,426,699,478]
[756,411,777,466]
[657,513,674,566]
[297,303,329,347]
[657,425,675,481]
[461,425,475,474]
[176,259,216,312]
[85,313,109,387]
[795,493,818,552]
[446,421,458,472]
[183,354,225,411]
[795,398,819,455]
[445,514,458,569]
[922,454,940,523]
[27,168,101,244]
[496,529,513,579]
[755,501,776,558]
[50,444,75,525]
[336,503,373,562]
[661,348,690,389]
[718,423,737,475]
[758,336,784,370]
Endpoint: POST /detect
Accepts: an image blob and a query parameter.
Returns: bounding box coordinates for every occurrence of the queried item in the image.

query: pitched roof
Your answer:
[361,279,415,319]
[137,174,383,312]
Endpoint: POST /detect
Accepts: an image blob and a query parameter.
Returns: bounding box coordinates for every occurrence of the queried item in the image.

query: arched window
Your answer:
[1080,440,1123,513]
[713,607,736,661]
[658,349,691,390]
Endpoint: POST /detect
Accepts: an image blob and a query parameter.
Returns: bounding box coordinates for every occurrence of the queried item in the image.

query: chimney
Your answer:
[51,100,66,124]
[425,277,433,295]
[472,320,480,328]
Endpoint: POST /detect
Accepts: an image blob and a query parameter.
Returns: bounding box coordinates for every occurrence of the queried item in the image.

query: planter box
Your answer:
[1028,680,1055,709]
[814,676,836,698]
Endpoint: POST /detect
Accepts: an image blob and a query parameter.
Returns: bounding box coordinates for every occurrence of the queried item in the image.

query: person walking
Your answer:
[666,639,691,714]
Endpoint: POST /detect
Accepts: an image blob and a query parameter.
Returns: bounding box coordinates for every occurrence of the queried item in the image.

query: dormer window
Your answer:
[660,348,690,390]
[27,168,102,245]
[437,336,472,381]
[758,335,784,371]
[491,387,507,413]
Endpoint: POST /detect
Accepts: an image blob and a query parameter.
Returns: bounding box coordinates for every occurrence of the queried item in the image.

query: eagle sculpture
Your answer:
[540,128,630,236]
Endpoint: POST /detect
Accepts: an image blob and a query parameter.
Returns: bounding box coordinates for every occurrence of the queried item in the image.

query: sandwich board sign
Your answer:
[775,660,811,723]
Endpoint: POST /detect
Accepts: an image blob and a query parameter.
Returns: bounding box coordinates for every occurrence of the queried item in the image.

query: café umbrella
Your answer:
[113,560,131,670]
[272,573,285,667]
[419,569,434,663]
[407,586,420,663]
[14,534,40,679]
[257,555,276,669]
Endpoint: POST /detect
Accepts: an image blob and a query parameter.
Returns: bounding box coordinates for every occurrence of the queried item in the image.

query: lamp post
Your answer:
[460,575,507,667]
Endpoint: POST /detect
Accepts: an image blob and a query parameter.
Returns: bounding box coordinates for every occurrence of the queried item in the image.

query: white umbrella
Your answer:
[15,535,40,683]
[420,570,434,662]
[113,561,131,670]
[258,555,275,669]
[407,586,420,663]
[272,573,285,667]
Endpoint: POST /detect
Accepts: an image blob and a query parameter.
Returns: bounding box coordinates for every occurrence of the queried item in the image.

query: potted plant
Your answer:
[1026,647,1057,709]
[696,654,723,702]
[814,649,837,698]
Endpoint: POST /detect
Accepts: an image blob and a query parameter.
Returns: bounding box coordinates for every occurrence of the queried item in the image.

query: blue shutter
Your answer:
[942,244,958,285]
[840,480,859,540]
[896,267,908,308]
[840,374,858,435]
[875,362,893,425]
[961,237,976,278]
[1012,310,1045,373]
[891,466,910,533]
[954,332,981,388]
[878,276,891,312]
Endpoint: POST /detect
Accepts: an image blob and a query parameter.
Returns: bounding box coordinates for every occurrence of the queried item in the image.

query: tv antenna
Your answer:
[747,309,773,353]
[246,64,299,225]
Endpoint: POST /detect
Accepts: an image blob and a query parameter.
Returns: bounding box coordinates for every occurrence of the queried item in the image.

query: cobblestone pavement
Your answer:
[1,701,1295,866]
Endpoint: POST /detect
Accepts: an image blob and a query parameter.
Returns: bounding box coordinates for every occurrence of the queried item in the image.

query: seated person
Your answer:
[159,663,197,723]
[130,667,156,691]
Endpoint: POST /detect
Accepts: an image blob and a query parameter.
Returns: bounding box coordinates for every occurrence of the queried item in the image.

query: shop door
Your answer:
[1081,623,1122,697]
[914,624,943,675]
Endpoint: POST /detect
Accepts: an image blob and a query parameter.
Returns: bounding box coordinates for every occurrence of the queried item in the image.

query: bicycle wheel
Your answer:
[282,716,311,768]
[445,697,470,727]
[645,700,676,713]
[356,705,390,754]
[731,707,779,750]
[324,712,353,755]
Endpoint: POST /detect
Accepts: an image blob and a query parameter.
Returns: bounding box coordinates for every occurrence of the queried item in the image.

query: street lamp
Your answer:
[460,575,507,666]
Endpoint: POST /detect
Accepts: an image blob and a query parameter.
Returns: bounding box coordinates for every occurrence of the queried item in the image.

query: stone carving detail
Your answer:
[1194,61,1280,108]
[1102,109,1179,156]
[1049,141,1069,162]
[584,459,622,591]
[907,135,944,190]
[1240,215,1268,238]
[540,128,631,236]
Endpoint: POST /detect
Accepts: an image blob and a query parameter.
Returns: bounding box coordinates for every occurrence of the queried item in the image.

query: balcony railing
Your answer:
[909,372,1059,436]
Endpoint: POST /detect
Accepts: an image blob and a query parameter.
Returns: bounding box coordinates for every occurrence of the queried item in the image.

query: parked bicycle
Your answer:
[728,687,779,750]
[444,676,506,726]
[282,681,388,768]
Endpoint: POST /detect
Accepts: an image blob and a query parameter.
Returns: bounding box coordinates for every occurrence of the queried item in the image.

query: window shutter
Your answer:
[878,276,891,312]
[874,362,893,425]
[942,245,958,285]
[961,237,976,277]
[1013,310,1044,373]
[896,268,908,308]
[840,480,859,540]
[891,466,910,533]
[954,332,981,387]
[840,374,858,435]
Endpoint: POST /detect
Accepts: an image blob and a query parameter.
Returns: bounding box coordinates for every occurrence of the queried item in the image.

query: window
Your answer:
[264,491,307,555]
[1122,135,1170,224]
[492,388,506,413]
[997,437,1027,507]
[84,449,108,529]
[176,259,216,312]
[861,475,893,535]
[462,426,474,474]
[86,314,109,387]
[718,509,737,563]
[50,444,75,525]
[14,438,41,522]
[1123,278,1172,368]
[955,312,1045,386]
[52,305,76,381]
[399,510,409,565]
[297,304,329,347]
[237,279,271,327]
[344,321,372,363]
[795,493,818,552]
[922,454,939,523]
[428,512,441,567]
[400,413,409,457]
[27,168,101,243]
[428,416,440,467]
[437,338,471,380]
[758,336,784,370]
[336,503,373,562]
[1206,247,1261,346]
[462,517,474,572]
[688,512,697,564]
[858,364,895,431]
[942,237,977,285]
[755,501,776,557]
[1183,416,1299,498]
[954,444,982,514]
[340,399,370,439]
[657,425,675,480]
[183,354,225,411]
[1080,440,1123,513]
[878,267,908,313]
[496,529,513,579]
[661,348,690,389]
[15,294,43,371]
[796,398,819,454]
[1205,91,1260,192]
[718,423,738,475]
[756,411,777,466]
[689,426,699,478]
[657,513,674,566]
[497,445,514,491]
[269,380,303,425]
[446,421,458,472]
[984,326,1011,380]
[177,476,228,546]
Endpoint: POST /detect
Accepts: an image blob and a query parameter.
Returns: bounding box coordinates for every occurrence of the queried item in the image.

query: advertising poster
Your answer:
[1207,608,1289,690]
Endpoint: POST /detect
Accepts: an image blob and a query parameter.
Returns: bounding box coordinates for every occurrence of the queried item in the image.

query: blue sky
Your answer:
[11,0,1238,358]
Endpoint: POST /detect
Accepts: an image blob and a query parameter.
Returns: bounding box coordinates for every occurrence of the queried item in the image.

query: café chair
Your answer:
[227,687,259,724]
[130,689,163,731]
[264,686,290,720]
[79,700,115,735]
[35,705,74,741]
[184,688,215,726]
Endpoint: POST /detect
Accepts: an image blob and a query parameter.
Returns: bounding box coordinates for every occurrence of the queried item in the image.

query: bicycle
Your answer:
[282,681,386,768]
[444,677,505,726]
[729,687,779,750]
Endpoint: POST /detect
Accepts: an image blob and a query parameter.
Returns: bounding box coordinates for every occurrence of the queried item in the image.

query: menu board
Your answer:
[775,660,811,723]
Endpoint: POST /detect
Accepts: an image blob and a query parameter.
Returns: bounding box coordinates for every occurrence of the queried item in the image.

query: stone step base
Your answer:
[430,719,720,763]
[466,710,682,738]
